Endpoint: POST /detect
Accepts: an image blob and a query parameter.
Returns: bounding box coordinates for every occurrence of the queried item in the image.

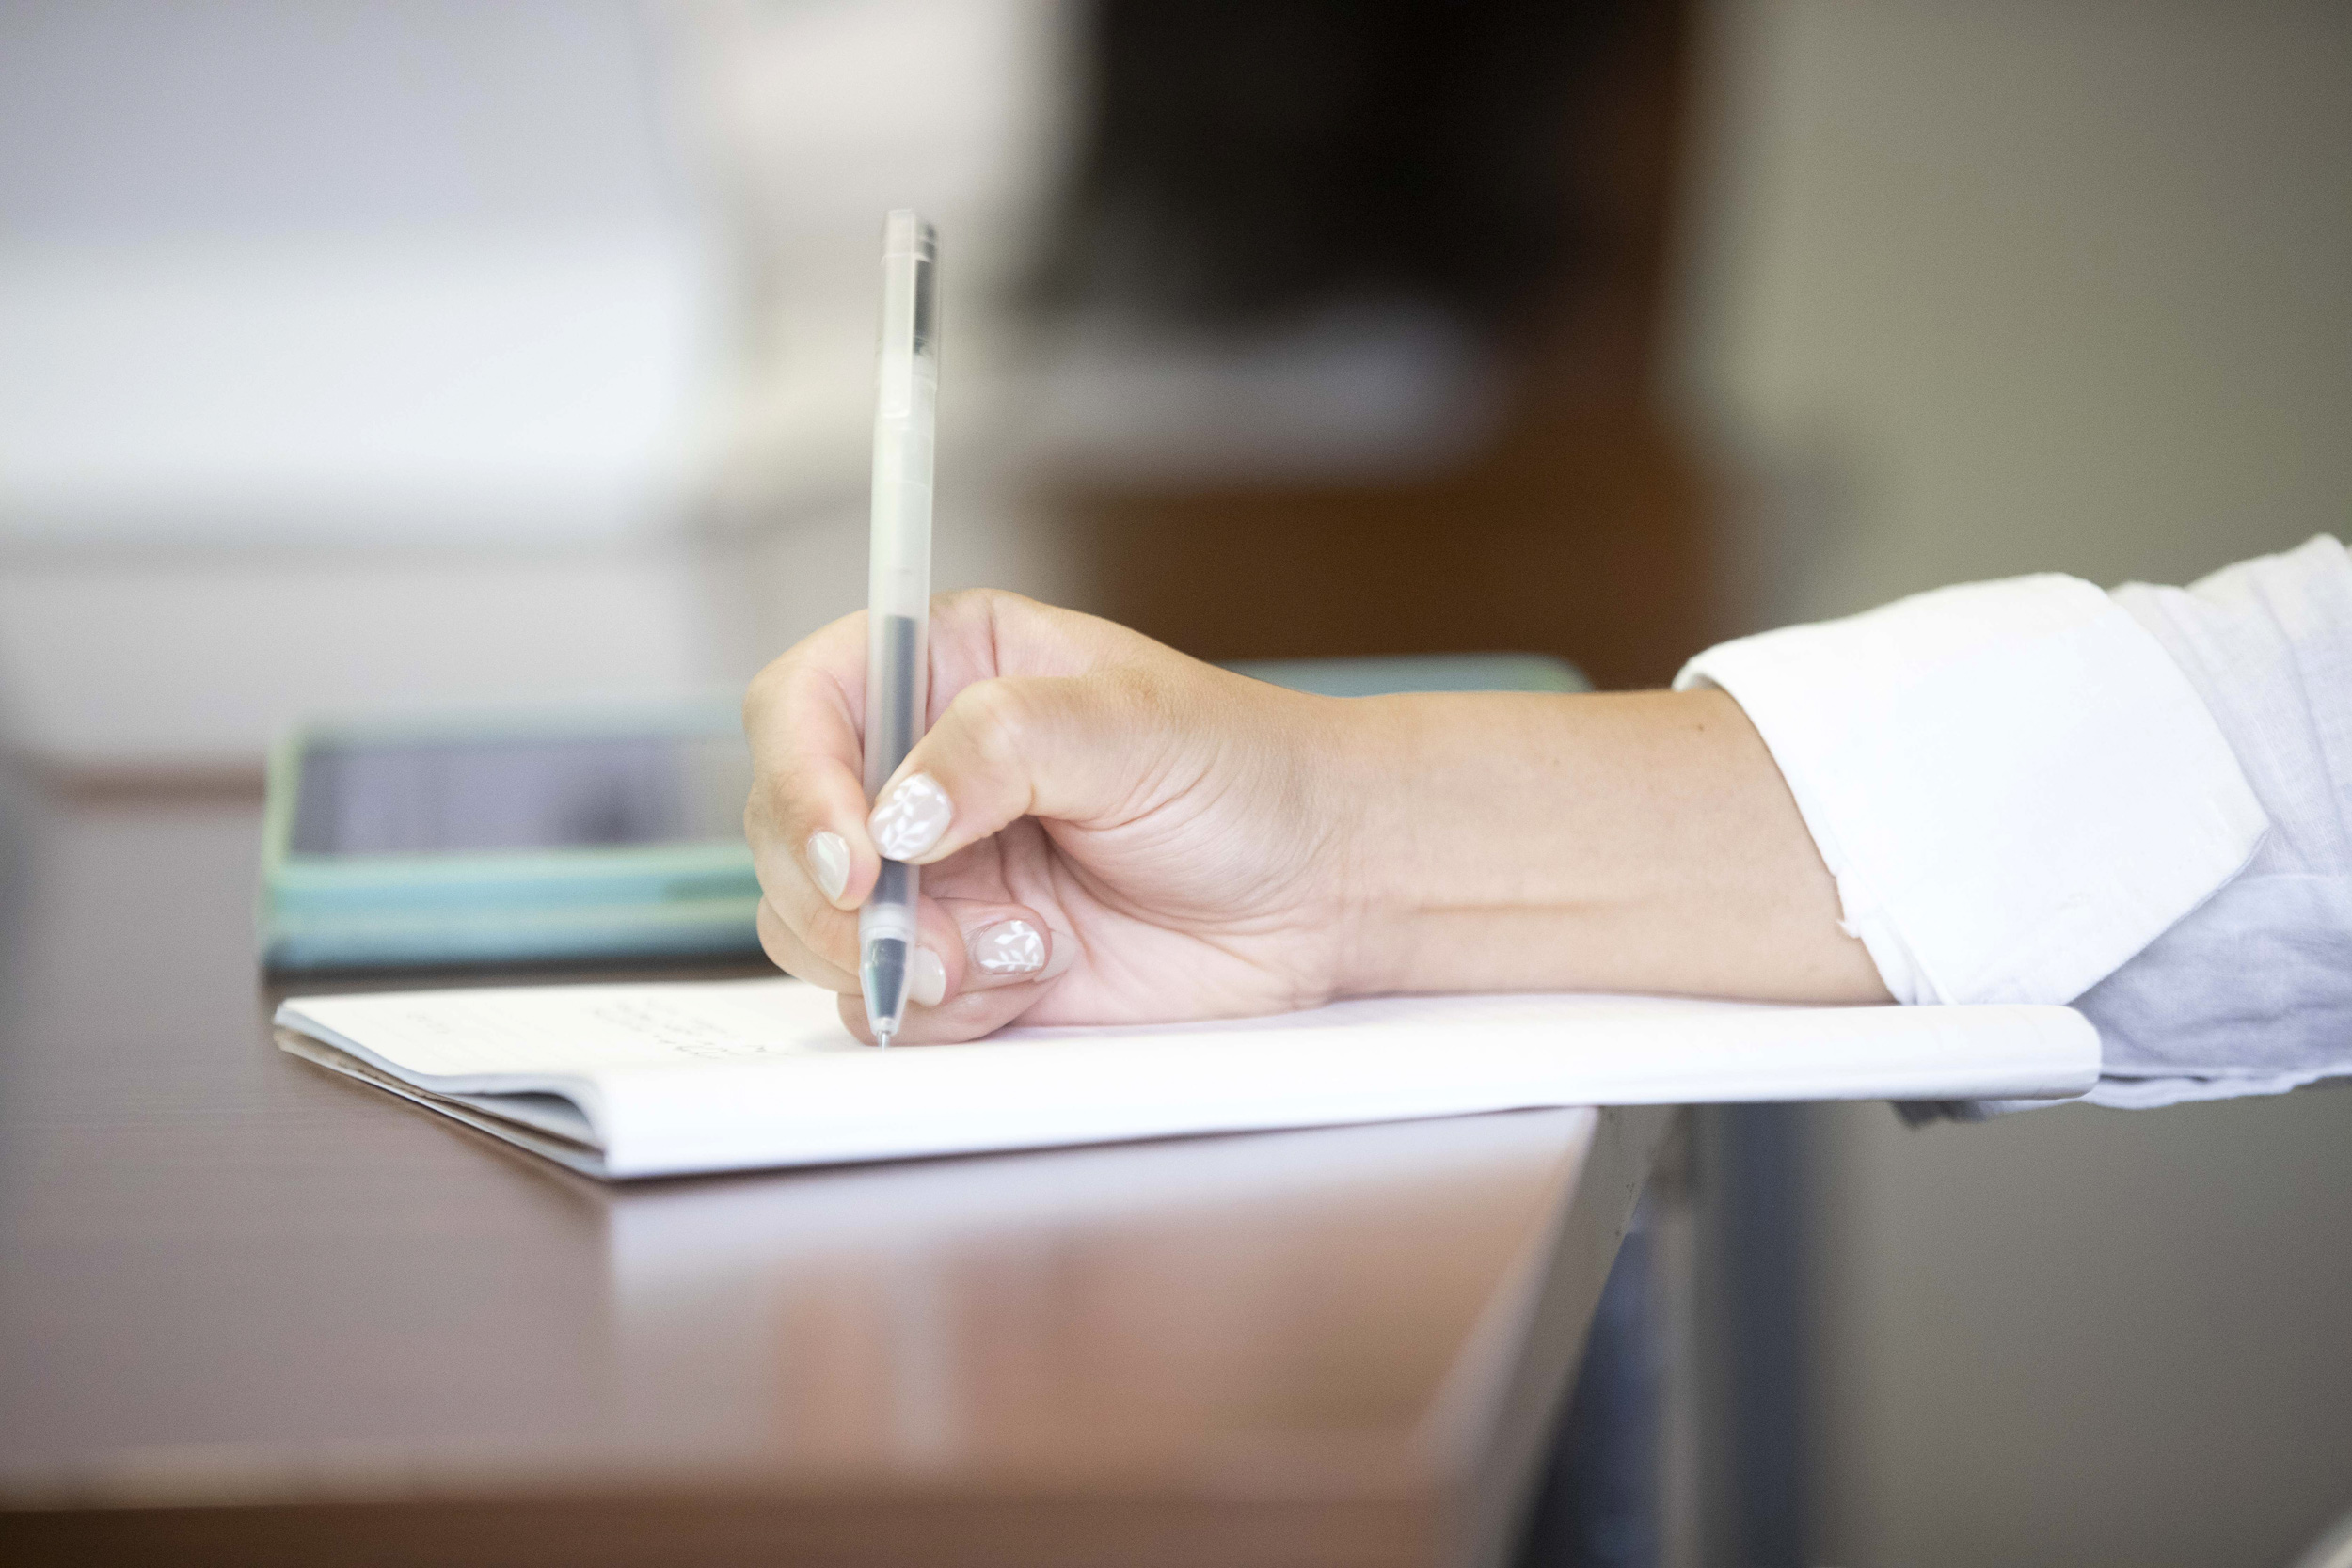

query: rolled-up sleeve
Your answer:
[1675,539,2352,1110]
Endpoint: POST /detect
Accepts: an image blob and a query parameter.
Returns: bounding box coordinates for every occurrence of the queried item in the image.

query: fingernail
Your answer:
[970,918,1046,975]
[804,831,850,903]
[910,945,947,1007]
[869,772,952,860]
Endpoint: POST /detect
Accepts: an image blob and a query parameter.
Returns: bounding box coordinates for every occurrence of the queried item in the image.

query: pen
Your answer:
[859,210,938,1048]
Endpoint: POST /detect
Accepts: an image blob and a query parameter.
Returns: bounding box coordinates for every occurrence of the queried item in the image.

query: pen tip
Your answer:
[873,1023,895,1050]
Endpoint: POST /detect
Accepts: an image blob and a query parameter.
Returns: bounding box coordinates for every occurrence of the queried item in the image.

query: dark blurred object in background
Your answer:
[1045,10,1723,1565]
[1037,0,1633,334]
[1039,0,1714,692]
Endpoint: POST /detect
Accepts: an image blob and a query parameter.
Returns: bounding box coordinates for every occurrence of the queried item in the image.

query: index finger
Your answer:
[743,610,881,914]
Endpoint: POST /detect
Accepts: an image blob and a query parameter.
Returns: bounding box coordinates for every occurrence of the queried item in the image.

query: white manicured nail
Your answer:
[804,831,850,903]
[910,945,946,1007]
[970,918,1046,975]
[870,772,952,860]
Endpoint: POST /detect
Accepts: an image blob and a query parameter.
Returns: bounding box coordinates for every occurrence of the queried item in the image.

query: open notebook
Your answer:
[275,979,2099,1180]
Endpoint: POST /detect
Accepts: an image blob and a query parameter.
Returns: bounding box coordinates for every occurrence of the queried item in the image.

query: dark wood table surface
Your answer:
[0,789,1668,1567]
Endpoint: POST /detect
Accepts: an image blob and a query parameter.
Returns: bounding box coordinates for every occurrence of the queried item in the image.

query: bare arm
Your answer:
[1334,688,1888,1003]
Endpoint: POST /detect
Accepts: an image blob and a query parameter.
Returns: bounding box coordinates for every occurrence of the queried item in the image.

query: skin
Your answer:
[744,589,1891,1044]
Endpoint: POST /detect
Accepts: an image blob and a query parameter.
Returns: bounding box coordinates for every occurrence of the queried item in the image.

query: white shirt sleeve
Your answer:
[2069,537,2352,1106]
[1671,540,2352,1111]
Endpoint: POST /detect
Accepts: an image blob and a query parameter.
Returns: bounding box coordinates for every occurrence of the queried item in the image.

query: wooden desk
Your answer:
[0,792,1670,1567]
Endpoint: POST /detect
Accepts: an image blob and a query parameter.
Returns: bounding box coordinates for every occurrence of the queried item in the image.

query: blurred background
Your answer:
[3,1,2348,1563]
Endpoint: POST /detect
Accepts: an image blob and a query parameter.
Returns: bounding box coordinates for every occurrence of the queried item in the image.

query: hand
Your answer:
[743,590,1890,1045]
[743,590,1365,1043]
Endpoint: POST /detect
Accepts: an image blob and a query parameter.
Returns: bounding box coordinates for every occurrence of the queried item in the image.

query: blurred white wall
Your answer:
[0,0,715,546]
[0,0,726,766]
[1673,4,2352,1562]
[0,0,1498,766]
[0,238,710,548]
[0,0,1097,768]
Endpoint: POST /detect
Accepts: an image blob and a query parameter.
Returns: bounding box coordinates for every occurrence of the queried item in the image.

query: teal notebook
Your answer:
[259,700,764,972]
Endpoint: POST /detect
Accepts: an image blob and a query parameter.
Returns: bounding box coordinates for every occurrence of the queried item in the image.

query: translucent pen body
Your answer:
[860,211,937,1048]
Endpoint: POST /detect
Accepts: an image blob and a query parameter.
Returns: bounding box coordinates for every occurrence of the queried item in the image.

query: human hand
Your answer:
[745,590,1888,1044]
[743,590,1365,1043]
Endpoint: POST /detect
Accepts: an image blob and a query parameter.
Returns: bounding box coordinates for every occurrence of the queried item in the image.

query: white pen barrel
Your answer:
[859,211,937,1042]
[863,214,936,802]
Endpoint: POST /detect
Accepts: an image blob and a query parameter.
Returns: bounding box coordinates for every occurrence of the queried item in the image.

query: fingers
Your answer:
[755,898,858,993]
[748,590,1177,905]
[757,890,1073,1037]
[755,892,952,1005]
[744,589,1161,1045]
[827,895,1075,1045]
[935,896,1073,991]
[742,592,1102,915]
[743,610,882,919]
[863,669,1178,866]
[834,974,1063,1046]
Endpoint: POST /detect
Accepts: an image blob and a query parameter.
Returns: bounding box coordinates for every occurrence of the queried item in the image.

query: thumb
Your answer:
[864,670,1178,864]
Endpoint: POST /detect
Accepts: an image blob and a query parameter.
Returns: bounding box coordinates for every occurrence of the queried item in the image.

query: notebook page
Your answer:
[279,980,2100,1178]
[584,990,2095,1175]
[279,978,862,1083]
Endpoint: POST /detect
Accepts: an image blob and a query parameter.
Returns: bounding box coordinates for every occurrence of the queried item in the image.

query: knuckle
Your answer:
[957,677,1037,767]
[742,653,803,732]
[746,618,861,734]
[961,674,1028,732]
[929,588,994,648]
[934,585,1000,619]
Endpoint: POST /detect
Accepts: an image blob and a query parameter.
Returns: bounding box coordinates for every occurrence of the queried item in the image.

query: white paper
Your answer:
[278,979,2100,1180]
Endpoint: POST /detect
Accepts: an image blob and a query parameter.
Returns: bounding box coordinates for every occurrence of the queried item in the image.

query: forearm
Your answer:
[1332,688,1890,1003]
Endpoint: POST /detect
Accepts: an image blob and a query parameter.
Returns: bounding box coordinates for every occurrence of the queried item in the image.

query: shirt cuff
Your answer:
[1675,575,2268,1006]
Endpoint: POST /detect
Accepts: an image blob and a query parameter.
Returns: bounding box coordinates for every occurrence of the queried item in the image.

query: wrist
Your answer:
[1323,687,1888,1004]
[1324,691,1472,998]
